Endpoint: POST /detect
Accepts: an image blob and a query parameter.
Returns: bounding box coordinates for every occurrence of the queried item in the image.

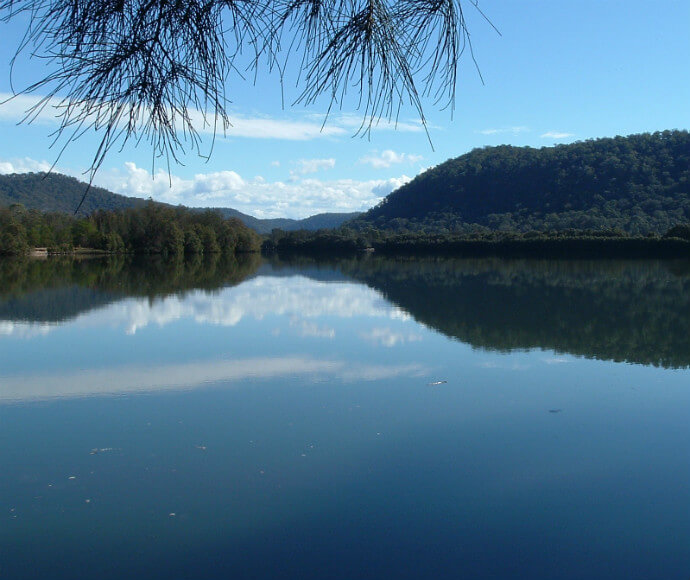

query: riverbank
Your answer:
[272,234,690,259]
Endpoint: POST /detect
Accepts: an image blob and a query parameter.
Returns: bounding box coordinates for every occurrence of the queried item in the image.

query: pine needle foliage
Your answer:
[1,0,495,172]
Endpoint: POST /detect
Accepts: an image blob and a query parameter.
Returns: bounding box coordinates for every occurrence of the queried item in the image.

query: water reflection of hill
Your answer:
[337,257,690,369]
[3,255,690,368]
[0,254,261,323]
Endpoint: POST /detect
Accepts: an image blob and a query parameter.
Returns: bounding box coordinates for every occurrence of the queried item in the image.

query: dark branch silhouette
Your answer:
[0,0,496,174]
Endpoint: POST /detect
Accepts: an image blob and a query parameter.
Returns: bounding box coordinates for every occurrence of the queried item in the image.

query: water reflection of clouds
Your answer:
[0,356,428,403]
[360,327,423,348]
[0,276,410,336]
[0,321,54,339]
[290,316,336,339]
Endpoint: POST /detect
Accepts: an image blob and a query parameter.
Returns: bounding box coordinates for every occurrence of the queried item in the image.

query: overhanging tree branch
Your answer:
[0,0,497,174]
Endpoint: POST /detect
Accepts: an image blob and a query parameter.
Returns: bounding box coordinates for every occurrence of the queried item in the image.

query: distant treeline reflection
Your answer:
[0,253,261,323]
[274,255,690,369]
[3,255,690,369]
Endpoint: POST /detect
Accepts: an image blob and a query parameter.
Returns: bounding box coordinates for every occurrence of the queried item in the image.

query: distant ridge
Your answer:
[0,172,145,214]
[351,130,690,235]
[0,172,359,233]
[211,208,361,234]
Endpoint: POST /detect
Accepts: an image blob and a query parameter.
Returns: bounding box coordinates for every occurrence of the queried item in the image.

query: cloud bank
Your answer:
[94,162,411,219]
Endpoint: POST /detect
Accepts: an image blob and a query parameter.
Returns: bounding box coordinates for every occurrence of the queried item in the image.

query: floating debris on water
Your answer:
[427,380,448,386]
[90,447,120,455]
[548,409,562,414]
[195,445,207,451]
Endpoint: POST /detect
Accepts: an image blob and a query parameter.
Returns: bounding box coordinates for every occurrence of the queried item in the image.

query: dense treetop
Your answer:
[352,130,690,235]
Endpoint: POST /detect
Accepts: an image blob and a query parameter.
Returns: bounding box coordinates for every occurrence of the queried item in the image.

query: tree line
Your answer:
[0,202,262,256]
[266,224,690,259]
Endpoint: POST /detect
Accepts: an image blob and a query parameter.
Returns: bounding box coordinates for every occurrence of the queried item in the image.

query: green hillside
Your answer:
[352,130,690,235]
[0,172,145,214]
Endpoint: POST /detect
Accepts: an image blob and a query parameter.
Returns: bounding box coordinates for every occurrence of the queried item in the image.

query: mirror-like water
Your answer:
[1,256,689,579]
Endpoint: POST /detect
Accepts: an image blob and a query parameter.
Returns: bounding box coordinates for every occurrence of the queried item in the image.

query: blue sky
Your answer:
[0,0,688,219]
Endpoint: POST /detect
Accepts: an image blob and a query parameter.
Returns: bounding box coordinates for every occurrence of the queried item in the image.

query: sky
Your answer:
[0,0,689,219]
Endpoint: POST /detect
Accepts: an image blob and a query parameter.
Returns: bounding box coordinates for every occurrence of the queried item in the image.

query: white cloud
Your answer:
[295,158,336,174]
[0,152,412,218]
[359,150,423,169]
[93,162,410,219]
[478,126,530,136]
[0,92,429,142]
[0,92,347,141]
[224,114,346,140]
[316,112,427,134]
[0,157,53,174]
[371,175,412,196]
[541,131,574,139]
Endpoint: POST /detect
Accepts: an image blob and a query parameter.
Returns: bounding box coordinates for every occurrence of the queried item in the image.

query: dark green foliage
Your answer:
[268,224,690,259]
[664,224,690,240]
[351,130,690,235]
[0,173,145,215]
[0,202,262,256]
[270,228,370,256]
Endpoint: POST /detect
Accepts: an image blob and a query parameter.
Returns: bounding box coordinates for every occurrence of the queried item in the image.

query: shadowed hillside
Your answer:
[351,131,690,235]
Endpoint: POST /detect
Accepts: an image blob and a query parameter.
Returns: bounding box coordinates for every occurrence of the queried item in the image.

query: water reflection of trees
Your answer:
[335,256,690,369]
[0,253,261,323]
[3,254,690,368]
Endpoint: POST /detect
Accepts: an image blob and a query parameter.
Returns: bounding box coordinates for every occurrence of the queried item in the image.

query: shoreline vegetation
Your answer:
[1,202,262,257]
[265,227,690,259]
[2,206,690,260]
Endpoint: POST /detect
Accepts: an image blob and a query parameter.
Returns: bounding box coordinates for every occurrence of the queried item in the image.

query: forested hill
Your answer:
[0,172,145,214]
[352,130,690,235]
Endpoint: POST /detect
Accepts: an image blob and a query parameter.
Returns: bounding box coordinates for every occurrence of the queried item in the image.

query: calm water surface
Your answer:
[1,255,689,579]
